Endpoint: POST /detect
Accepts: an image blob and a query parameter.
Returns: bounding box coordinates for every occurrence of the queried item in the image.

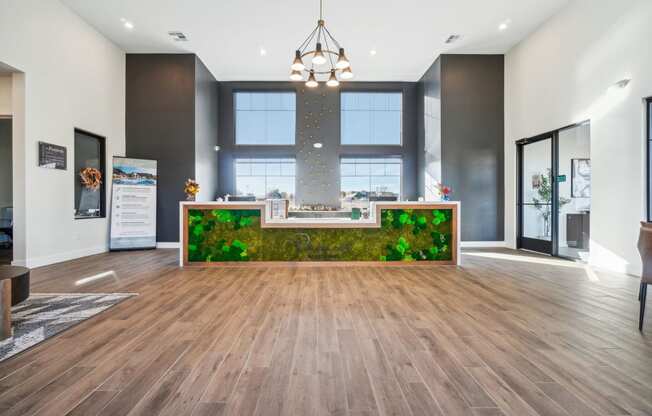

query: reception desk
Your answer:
[179,201,460,266]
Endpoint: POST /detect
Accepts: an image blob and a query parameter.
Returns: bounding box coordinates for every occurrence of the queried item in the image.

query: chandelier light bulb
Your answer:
[291,50,305,71]
[335,48,350,69]
[289,70,303,81]
[326,70,340,87]
[340,66,354,80]
[306,70,319,88]
[312,43,327,65]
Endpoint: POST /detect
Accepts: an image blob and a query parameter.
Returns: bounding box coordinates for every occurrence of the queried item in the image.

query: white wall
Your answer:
[505,0,652,275]
[0,0,125,267]
[0,76,11,209]
[0,76,11,115]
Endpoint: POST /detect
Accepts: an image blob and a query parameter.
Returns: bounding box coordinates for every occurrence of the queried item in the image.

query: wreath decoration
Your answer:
[184,178,200,200]
[79,167,103,191]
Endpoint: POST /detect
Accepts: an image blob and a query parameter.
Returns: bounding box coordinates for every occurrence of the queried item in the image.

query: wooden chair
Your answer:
[638,222,652,330]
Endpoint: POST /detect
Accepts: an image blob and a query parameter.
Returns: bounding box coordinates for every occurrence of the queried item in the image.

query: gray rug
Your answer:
[0,293,137,362]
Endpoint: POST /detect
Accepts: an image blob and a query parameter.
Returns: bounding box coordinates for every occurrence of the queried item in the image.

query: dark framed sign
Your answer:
[38,141,67,170]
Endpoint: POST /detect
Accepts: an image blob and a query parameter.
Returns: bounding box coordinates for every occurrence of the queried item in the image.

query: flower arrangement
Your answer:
[184,179,200,201]
[79,167,102,191]
[435,182,452,201]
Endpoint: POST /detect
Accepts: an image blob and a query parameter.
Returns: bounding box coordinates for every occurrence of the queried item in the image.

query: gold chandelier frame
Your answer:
[290,0,353,86]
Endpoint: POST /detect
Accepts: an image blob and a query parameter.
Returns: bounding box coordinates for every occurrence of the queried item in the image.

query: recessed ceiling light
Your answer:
[260,48,267,56]
[370,49,377,56]
[313,142,323,149]
[499,19,511,31]
[121,18,134,30]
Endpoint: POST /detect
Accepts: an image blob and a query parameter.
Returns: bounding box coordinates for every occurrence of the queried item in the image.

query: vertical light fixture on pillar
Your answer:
[289,0,354,87]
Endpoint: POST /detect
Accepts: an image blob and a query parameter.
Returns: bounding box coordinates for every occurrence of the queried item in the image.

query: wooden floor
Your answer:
[1,249,651,416]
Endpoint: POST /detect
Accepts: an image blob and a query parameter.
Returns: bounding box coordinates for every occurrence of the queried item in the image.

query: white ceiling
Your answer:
[62,0,568,82]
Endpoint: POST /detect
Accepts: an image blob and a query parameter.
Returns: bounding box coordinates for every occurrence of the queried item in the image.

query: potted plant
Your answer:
[435,182,452,201]
[532,169,570,238]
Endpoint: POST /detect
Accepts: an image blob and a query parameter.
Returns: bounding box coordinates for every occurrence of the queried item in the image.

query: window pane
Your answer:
[281,162,295,176]
[266,162,281,176]
[74,130,105,218]
[340,158,401,208]
[235,92,295,145]
[235,158,296,203]
[251,162,266,176]
[341,92,402,145]
[266,177,295,200]
[370,176,400,195]
[355,162,371,176]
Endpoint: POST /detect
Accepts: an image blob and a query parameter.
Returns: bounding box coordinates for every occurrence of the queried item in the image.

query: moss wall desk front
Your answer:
[179,202,460,266]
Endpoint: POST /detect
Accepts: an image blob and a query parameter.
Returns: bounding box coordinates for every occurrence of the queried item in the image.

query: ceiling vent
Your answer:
[168,31,188,41]
[445,34,461,44]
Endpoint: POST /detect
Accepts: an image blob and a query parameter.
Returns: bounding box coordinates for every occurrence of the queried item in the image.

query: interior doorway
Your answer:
[517,121,591,261]
[0,67,15,264]
[0,116,12,264]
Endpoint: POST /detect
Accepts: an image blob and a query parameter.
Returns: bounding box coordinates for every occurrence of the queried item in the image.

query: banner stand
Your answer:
[109,157,158,251]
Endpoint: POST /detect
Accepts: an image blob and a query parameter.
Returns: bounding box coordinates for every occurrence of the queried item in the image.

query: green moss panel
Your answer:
[187,208,453,262]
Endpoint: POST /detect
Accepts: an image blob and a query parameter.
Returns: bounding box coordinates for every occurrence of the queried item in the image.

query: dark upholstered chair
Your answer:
[638,222,652,330]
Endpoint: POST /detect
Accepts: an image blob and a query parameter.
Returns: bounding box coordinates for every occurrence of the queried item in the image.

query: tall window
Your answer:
[648,98,652,221]
[340,158,401,207]
[74,129,105,219]
[341,92,402,145]
[235,92,296,145]
[235,158,296,201]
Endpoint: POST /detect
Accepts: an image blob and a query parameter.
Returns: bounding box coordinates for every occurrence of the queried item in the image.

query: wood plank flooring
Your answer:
[1,248,651,415]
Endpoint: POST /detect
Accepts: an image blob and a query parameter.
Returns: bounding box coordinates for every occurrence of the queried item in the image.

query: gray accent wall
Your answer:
[126,54,218,242]
[217,82,418,206]
[194,57,219,202]
[126,53,502,242]
[418,54,505,241]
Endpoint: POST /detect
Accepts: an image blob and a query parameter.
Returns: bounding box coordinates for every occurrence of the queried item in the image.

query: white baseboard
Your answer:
[13,245,107,269]
[157,242,180,249]
[461,241,508,248]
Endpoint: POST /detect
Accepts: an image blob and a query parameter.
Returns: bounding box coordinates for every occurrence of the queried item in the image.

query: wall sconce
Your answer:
[614,78,631,89]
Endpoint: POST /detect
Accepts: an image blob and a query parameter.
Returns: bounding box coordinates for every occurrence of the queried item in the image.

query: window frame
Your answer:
[647,98,652,222]
[74,128,106,220]
[233,90,297,146]
[339,90,404,146]
[339,156,403,201]
[233,157,297,201]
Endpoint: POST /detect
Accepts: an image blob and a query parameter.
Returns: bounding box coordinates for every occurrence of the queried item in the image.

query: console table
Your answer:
[0,266,30,340]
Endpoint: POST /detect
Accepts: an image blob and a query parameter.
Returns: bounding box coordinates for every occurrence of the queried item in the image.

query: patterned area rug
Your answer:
[0,293,137,362]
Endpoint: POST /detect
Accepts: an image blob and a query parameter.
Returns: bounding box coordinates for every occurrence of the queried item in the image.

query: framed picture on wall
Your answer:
[571,158,591,198]
[531,174,542,189]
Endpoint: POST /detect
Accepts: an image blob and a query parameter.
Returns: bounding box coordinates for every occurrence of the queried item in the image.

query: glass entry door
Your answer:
[557,123,591,260]
[518,136,554,254]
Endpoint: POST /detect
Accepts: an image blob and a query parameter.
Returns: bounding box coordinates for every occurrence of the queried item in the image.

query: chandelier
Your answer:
[290,0,353,87]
